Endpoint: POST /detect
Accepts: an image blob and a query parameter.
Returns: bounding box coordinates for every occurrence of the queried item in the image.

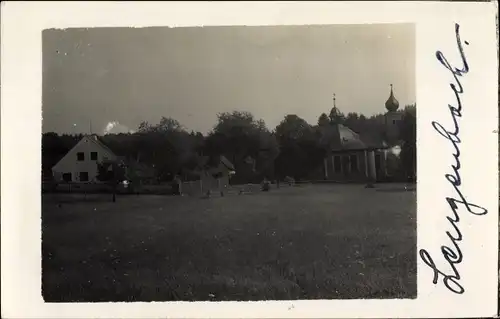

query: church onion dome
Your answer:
[385,84,399,112]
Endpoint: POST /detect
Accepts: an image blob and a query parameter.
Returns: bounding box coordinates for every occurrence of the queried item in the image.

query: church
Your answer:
[315,85,404,183]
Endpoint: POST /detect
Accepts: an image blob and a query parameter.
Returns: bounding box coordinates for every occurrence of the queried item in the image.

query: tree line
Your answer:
[42,104,416,184]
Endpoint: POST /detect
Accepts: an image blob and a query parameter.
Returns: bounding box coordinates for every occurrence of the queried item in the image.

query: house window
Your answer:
[333,155,342,173]
[392,120,397,125]
[91,152,98,160]
[350,154,359,172]
[77,152,84,161]
[79,172,89,182]
[62,173,72,182]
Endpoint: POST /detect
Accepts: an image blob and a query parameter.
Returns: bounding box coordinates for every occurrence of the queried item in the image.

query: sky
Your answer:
[42,24,415,135]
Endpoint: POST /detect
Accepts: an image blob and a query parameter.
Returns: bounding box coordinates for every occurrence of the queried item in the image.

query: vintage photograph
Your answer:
[41,24,417,302]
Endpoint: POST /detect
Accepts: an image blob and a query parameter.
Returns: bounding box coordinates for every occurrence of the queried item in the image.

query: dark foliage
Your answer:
[43,105,416,185]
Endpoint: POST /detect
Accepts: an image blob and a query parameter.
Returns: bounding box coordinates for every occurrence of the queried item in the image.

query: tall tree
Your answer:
[317,113,330,127]
[138,121,154,133]
[275,114,312,141]
[158,117,185,132]
[274,115,325,180]
[134,117,198,181]
[205,111,279,183]
[344,112,360,131]
[398,104,417,181]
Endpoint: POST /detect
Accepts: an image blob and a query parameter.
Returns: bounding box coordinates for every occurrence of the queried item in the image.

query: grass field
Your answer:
[42,183,417,302]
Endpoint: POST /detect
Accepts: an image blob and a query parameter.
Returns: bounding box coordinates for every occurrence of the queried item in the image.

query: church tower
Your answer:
[384,84,402,144]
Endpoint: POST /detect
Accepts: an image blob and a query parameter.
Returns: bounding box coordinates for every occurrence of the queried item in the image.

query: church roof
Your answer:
[385,84,400,112]
[319,124,387,152]
[359,130,387,149]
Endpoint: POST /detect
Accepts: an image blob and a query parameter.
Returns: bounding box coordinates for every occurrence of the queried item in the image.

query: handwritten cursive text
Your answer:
[419,23,488,295]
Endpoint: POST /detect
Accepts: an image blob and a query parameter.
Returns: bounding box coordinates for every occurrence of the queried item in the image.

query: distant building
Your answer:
[316,123,389,182]
[51,134,154,184]
[185,155,236,196]
[315,85,402,182]
[52,134,119,183]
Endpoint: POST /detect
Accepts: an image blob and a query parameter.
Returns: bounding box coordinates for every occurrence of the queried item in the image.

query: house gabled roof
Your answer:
[52,134,120,171]
[88,134,118,158]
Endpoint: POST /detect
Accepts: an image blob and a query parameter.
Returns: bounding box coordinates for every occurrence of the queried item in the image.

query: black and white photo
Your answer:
[1,2,498,318]
[41,23,417,302]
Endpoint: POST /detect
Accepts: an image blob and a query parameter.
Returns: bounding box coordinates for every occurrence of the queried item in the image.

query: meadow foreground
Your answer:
[42,183,417,302]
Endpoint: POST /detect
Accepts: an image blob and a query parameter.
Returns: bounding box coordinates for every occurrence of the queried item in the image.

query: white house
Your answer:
[52,134,118,183]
